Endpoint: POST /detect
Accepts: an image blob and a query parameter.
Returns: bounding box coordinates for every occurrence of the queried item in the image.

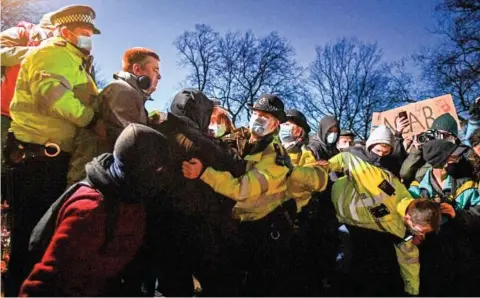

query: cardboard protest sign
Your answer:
[371,94,460,139]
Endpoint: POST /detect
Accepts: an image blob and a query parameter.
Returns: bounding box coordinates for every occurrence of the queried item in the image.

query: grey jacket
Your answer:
[67,71,152,185]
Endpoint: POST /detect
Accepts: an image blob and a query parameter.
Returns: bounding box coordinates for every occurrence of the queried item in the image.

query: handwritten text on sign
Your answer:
[371,94,460,139]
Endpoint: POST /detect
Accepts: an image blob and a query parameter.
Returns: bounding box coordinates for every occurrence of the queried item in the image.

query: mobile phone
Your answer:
[398,111,407,120]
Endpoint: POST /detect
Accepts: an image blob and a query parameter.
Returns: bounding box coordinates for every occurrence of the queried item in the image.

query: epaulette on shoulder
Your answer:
[53,40,67,47]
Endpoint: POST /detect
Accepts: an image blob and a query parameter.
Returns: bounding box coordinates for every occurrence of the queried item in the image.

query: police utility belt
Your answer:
[4,131,63,165]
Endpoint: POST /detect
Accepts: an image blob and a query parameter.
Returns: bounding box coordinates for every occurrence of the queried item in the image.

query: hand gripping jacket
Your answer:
[328,152,419,296]
[286,144,328,212]
[200,135,291,221]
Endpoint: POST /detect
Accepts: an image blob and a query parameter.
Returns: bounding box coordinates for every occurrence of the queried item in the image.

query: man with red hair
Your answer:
[67,47,162,184]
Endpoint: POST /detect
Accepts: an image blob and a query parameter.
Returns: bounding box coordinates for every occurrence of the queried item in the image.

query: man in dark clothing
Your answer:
[151,88,241,297]
[308,115,340,161]
[20,124,169,297]
[400,113,461,185]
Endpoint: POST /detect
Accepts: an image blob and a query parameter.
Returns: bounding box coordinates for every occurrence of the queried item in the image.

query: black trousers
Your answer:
[346,225,405,297]
[4,153,70,297]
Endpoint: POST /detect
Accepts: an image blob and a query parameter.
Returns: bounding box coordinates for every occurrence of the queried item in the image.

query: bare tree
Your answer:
[173,24,219,92]
[175,25,303,125]
[1,0,47,31]
[91,63,108,89]
[416,0,480,112]
[304,38,413,139]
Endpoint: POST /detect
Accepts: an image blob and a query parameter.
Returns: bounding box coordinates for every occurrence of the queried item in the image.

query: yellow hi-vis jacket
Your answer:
[200,135,290,221]
[10,37,96,153]
[328,152,419,295]
[286,144,328,212]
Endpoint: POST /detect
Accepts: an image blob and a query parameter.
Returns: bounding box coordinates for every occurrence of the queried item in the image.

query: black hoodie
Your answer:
[307,116,340,161]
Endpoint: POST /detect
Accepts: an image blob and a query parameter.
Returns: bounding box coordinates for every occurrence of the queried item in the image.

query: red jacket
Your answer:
[1,22,50,117]
[19,186,146,297]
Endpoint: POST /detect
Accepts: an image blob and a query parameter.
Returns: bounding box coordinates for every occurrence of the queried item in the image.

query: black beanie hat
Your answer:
[422,139,467,168]
[114,124,168,182]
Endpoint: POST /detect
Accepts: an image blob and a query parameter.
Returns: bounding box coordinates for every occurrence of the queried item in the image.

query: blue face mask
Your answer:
[279,124,296,144]
[249,114,273,137]
[326,132,338,144]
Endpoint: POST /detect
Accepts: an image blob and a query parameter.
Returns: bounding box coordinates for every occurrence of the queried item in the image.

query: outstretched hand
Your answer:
[182,158,204,179]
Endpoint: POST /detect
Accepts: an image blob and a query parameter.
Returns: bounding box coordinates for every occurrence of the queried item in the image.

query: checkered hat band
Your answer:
[55,14,95,26]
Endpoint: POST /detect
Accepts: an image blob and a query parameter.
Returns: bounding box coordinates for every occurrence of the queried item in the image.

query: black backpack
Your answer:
[28,180,97,264]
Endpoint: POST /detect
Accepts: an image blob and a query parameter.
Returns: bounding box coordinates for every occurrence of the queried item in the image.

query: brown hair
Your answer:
[407,198,441,231]
[210,105,235,134]
[122,47,159,72]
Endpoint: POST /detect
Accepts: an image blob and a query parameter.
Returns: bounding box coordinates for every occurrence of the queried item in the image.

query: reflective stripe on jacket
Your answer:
[329,152,419,295]
[10,37,95,152]
[200,135,290,221]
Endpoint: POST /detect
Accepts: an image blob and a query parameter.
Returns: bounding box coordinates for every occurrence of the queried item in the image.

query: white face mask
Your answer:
[249,114,274,137]
[65,29,92,52]
[76,35,92,51]
[209,123,227,138]
[326,132,338,144]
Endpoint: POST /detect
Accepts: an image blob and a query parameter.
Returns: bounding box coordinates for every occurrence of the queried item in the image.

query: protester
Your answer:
[208,104,235,139]
[409,140,479,208]
[67,47,162,184]
[182,94,300,296]
[408,139,480,296]
[152,89,241,296]
[20,124,169,297]
[337,129,355,151]
[400,113,461,184]
[3,5,102,296]
[349,125,407,178]
[307,115,340,161]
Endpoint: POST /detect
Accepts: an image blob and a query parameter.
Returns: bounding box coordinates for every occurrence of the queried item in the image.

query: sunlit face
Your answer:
[60,25,93,51]
[252,110,279,128]
[133,56,161,93]
[370,143,392,157]
[337,136,354,149]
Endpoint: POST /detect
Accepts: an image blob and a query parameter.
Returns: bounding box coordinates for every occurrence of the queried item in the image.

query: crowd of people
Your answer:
[1,4,480,297]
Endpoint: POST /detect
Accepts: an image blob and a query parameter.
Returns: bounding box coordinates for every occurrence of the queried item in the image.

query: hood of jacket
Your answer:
[114,71,152,101]
[307,116,339,160]
[170,88,214,134]
[317,116,339,143]
[84,153,139,203]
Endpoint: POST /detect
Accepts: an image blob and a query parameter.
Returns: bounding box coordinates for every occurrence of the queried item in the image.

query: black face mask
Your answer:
[445,162,460,177]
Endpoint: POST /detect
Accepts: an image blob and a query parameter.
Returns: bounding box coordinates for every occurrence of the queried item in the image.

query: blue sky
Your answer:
[45,0,440,112]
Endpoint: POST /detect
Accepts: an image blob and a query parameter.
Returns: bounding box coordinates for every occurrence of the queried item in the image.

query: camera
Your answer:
[417,129,441,144]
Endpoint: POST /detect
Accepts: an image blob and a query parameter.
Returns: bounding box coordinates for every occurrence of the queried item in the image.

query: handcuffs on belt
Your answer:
[4,132,62,164]
[16,142,61,159]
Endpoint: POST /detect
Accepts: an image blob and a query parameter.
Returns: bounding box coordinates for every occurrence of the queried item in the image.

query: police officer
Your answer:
[182,94,299,296]
[4,5,101,296]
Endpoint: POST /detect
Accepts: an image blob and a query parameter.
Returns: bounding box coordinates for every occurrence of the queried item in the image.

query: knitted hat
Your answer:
[366,126,394,150]
[431,113,458,136]
[422,139,468,168]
